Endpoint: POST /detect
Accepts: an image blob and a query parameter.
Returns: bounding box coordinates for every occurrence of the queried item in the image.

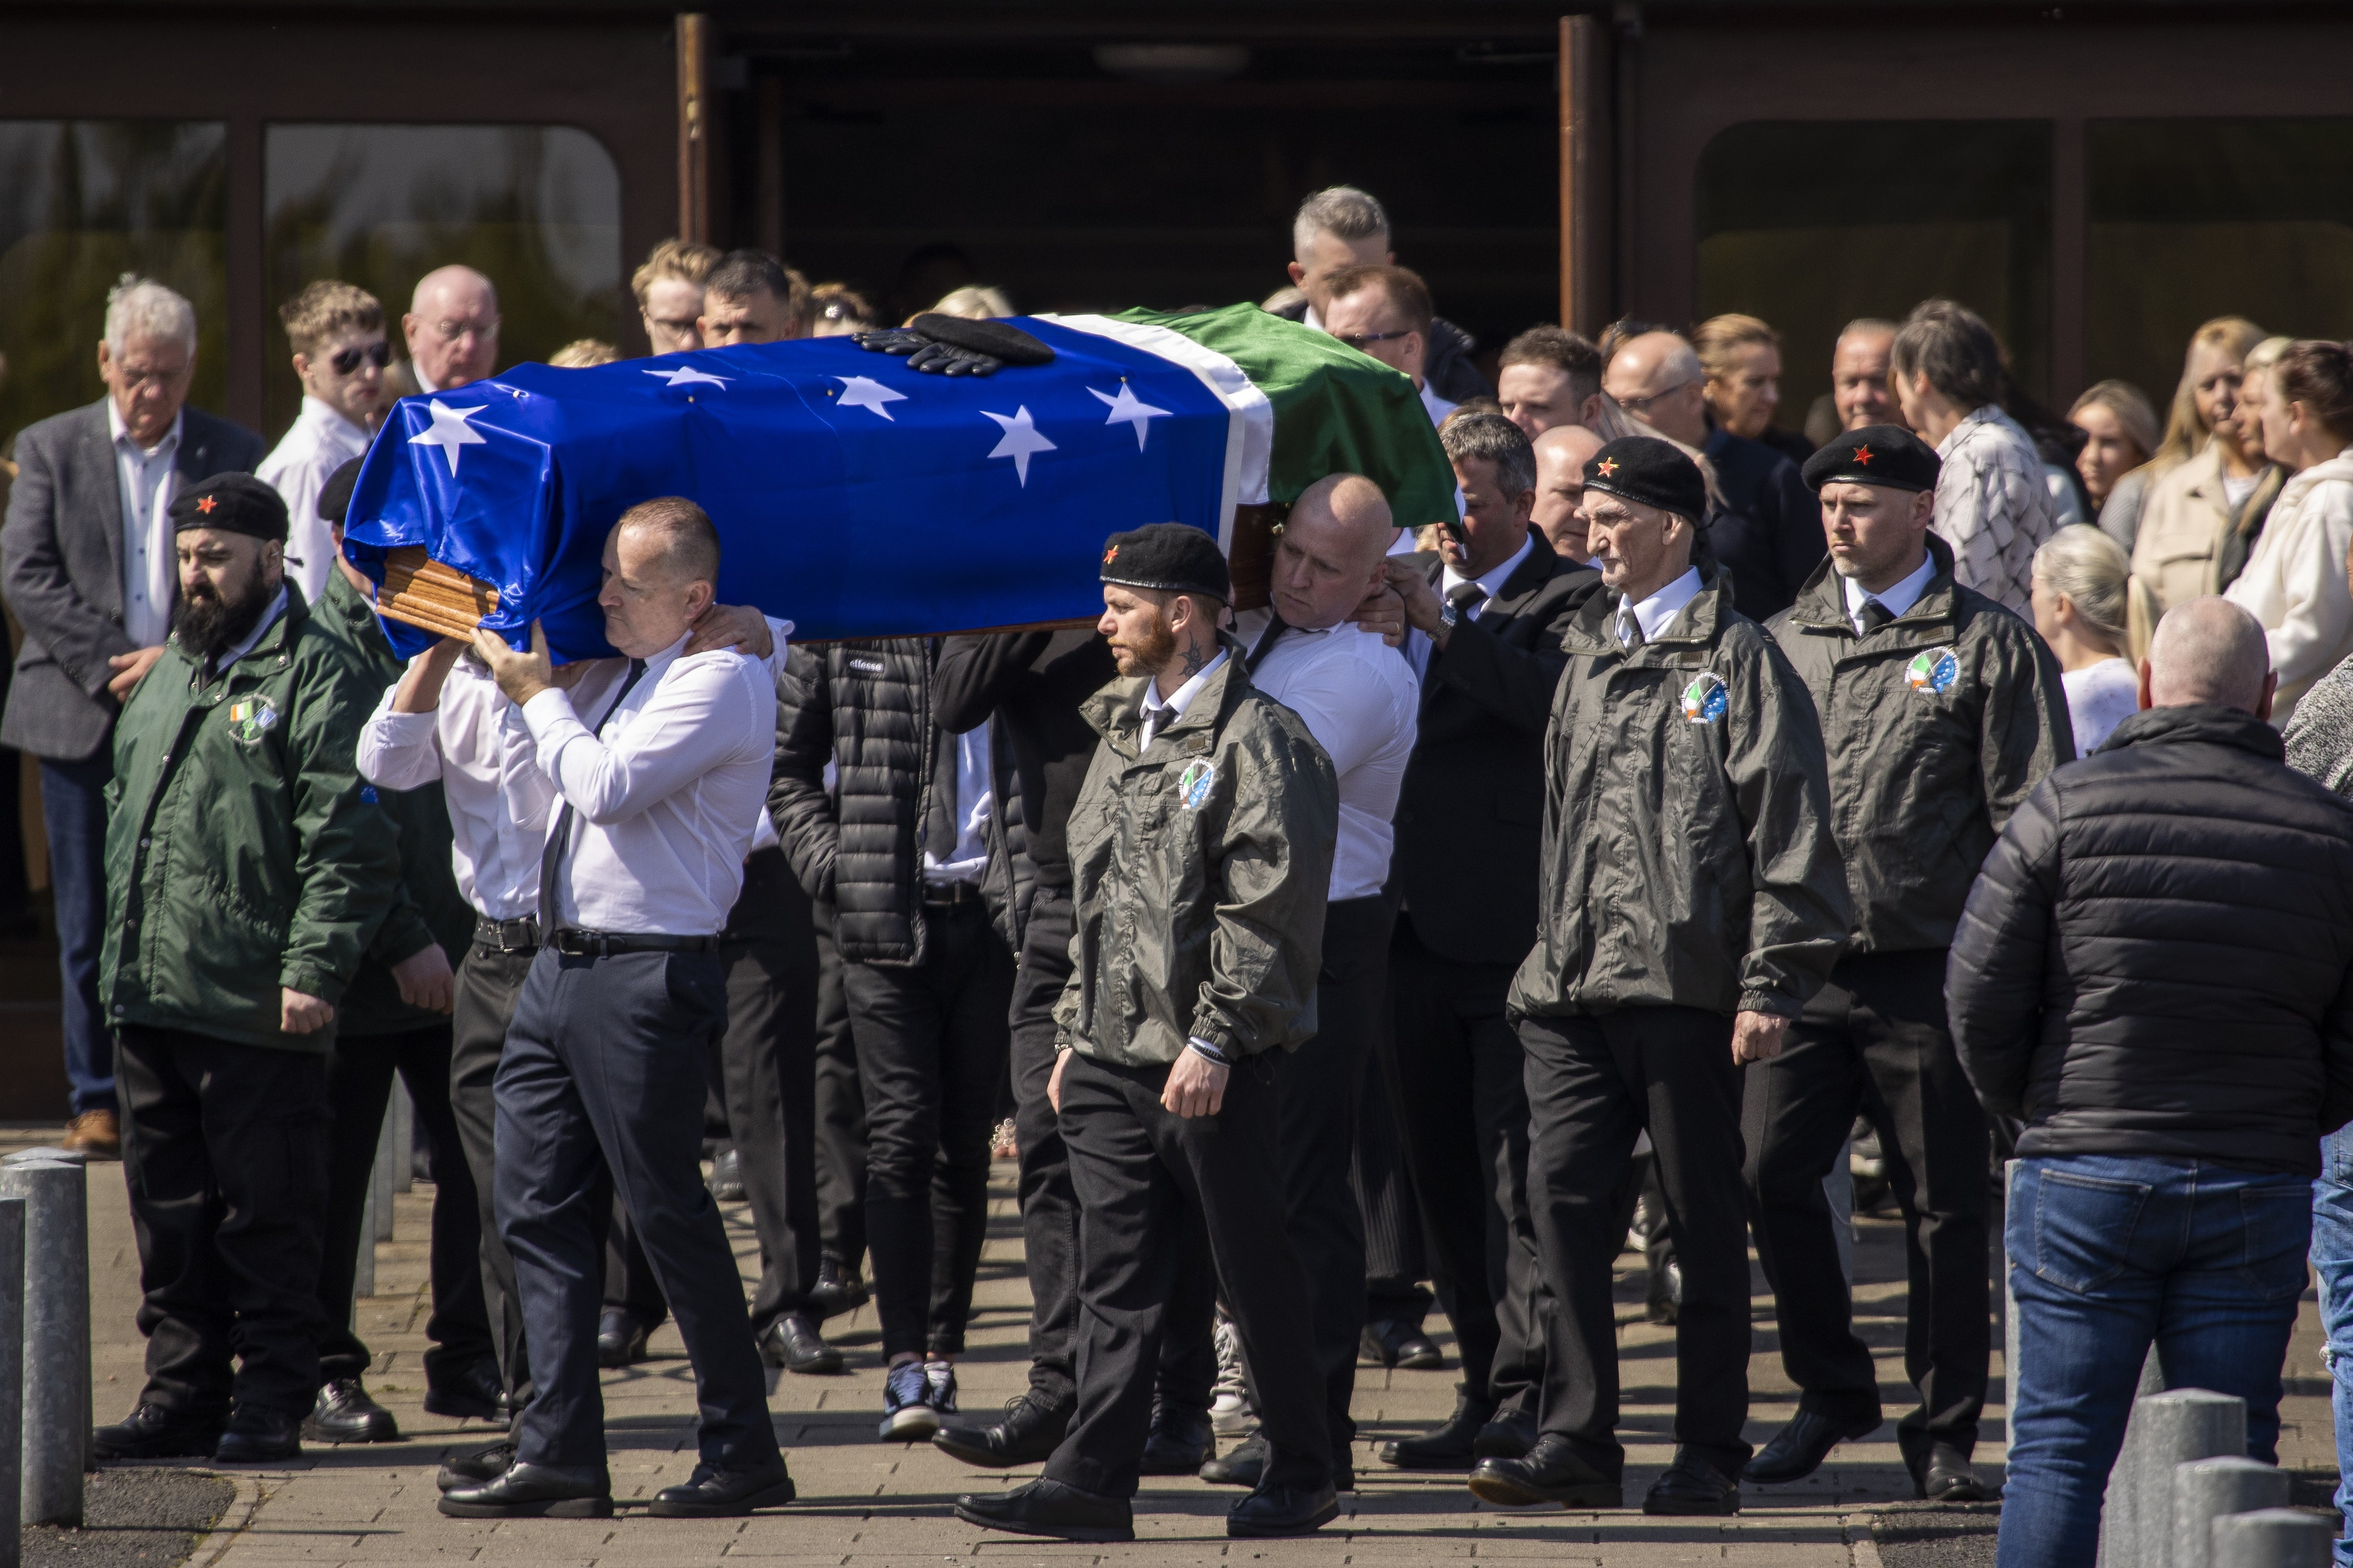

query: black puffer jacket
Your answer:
[1948,704,2353,1174]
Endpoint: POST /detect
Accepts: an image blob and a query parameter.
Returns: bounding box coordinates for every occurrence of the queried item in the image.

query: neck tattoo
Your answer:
[1175,639,1207,679]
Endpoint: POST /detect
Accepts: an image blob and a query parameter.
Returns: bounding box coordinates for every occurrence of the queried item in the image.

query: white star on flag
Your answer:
[1089,383,1172,451]
[834,375,908,421]
[644,365,731,389]
[982,407,1057,486]
[409,399,489,477]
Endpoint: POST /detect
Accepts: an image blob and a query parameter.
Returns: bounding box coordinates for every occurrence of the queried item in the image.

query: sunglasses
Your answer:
[330,341,391,376]
[1335,328,1414,350]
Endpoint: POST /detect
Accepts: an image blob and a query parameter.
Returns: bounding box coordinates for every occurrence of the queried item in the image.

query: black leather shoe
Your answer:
[1199,1431,1264,1487]
[94,1402,223,1461]
[1742,1406,1881,1484]
[1360,1318,1444,1370]
[758,1316,843,1375]
[1918,1450,1987,1503]
[596,1309,650,1370]
[648,1461,796,1516]
[214,1409,302,1464]
[933,1391,1072,1469]
[304,1379,400,1444]
[437,1438,516,1492]
[438,1461,614,1518]
[1473,1407,1540,1461]
[1643,1454,1741,1516]
[1227,1481,1340,1538]
[955,1478,1134,1542]
[708,1147,745,1201]
[1139,1403,1214,1475]
[809,1258,869,1322]
[1467,1435,1621,1509]
[1382,1392,1497,1470]
[424,1357,505,1420]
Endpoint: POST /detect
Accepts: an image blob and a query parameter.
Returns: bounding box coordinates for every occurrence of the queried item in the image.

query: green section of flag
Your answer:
[1115,304,1461,530]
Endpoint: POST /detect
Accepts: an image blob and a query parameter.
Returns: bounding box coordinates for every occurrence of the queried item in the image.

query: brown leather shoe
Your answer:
[62,1110,121,1160]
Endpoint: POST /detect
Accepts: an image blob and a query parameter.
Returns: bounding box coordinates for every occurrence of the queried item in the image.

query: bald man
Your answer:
[1951,595,2353,1565]
[1531,425,1603,563]
[395,266,500,397]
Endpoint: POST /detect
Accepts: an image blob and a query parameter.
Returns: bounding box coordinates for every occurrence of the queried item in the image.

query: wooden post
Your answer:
[225,115,266,434]
[1557,15,1612,337]
[676,13,713,244]
[756,72,785,260]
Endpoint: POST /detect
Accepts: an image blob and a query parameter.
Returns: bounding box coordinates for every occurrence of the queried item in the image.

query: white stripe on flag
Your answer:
[1035,313,1272,550]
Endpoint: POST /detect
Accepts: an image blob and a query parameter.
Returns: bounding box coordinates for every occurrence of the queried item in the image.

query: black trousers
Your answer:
[1385,915,1545,1415]
[1521,1008,1751,1481]
[812,899,867,1271]
[1265,895,1391,1454]
[723,850,825,1335]
[450,938,537,1409]
[1009,886,1081,1405]
[1742,948,1990,1466]
[1046,1049,1332,1499]
[496,947,778,1470]
[316,1022,493,1383]
[842,897,1014,1359]
[1357,1049,1433,1331]
[118,1025,330,1421]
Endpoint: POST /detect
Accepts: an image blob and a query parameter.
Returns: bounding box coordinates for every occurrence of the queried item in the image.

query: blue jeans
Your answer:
[39,754,115,1117]
[2311,1125,2353,1566]
[1999,1154,2309,1568]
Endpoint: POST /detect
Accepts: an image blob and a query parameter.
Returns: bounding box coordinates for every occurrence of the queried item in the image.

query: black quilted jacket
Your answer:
[1947,704,2353,1174]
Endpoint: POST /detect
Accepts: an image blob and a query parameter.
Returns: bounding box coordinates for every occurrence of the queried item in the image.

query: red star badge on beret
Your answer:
[196,495,216,513]
[1597,459,1618,476]
[1852,445,1875,466]
[1102,545,1118,564]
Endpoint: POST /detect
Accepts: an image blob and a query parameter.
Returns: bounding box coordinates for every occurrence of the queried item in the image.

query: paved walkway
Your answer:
[23,1127,2334,1566]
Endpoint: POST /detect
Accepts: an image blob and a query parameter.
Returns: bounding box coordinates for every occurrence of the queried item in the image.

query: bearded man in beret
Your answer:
[94,472,404,1467]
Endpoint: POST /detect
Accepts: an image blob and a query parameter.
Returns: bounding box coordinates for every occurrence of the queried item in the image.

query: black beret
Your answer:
[1584,436,1707,523]
[1099,522,1229,603]
[169,472,288,542]
[1801,424,1941,494]
[317,458,363,526]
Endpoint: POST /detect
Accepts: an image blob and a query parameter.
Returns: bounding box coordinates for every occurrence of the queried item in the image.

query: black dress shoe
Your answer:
[757,1316,844,1375]
[1139,1402,1214,1475]
[438,1461,614,1518]
[933,1390,1072,1468]
[808,1258,869,1322]
[1643,1454,1741,1516]
[304,1379,400,1444]
[1473,1408,1539,1461]
[424,1357,505,1421]
[596,1308,650,1370]
[1382,1392,1497,1470]
[94,1402,224,1462]
[214,1409,303,1464]
[1467,1434,1622,1509]
[438,1438,516,1492]
[1742,1406,1880,1484]
[955,1478,1134,1542]
[1360,1318,1444,1370]
[1227,1481,1340,1538]
[1918,1451,1986,1503]
[648,1461,796,1516]
[1199,1431,1264,1487]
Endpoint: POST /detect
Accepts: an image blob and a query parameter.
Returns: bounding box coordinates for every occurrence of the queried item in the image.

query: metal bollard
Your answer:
[0,1158,87,1528]
[370,1099,397,1243]
[0,1197,26,1568]
[2173,1457,2290,1568]
[2096,1388,2245,1568]
[2210,1507,2333,1567]
[390,1080,414,1197]
[352,1177,377,1309]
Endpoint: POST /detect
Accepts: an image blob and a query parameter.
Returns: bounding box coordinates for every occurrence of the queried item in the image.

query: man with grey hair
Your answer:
[1,274,263,1157]
[1267,185,1487,406]
[387,265,500,399]
[1951,594,2353,1564]
[1832,319,1901,432]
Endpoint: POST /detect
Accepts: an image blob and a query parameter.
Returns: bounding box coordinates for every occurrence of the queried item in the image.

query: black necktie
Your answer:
[537,657,646,935]
[1447,581,1489,616]
[1857,599,1895,636]
[1246,611,1291,674]
[925,721,961,866]
[1618,608,1645,652]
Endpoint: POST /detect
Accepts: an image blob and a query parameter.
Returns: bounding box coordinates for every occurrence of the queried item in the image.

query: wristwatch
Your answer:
[1437,599,1460,636]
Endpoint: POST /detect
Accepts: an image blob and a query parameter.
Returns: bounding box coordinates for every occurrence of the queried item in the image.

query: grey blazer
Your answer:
[1,399,266,761]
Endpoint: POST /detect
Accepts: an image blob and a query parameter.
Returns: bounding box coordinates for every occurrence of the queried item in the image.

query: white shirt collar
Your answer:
[1140,649,1228,744]
[1617,566,1704,644]
[1303,303,1323,332]
[108,400,183,458]
[211,586,290,674]
[299,394,371,448]
[1420,381,1458,427]
[1442,534,1535,613]
[1842,550,1937,632]
[411,360,441,395]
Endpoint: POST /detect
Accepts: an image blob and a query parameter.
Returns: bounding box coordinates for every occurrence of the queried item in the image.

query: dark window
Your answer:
[1694,120,2052,436]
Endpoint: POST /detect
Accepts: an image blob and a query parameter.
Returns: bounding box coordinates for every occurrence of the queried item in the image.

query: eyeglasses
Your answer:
[430,316,500,343]
[647,315,699,336]
[1335,329,1414,350]
[1613,378,1697,417]
[330,341,391,376]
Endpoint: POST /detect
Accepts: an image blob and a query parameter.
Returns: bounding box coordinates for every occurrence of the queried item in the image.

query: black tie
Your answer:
[537,657,646,936]
[1857,599,1895,636]
[925,721,961,865]
[1447,581,1489,616]
[1618,609,1645,652]
[1245,611,1291,674]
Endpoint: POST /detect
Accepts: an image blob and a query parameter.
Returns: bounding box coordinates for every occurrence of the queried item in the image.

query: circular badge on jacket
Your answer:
[1178,758,1216,810]
[1905,646,1961,696]
[226,695,280,745]
[1680,671,1728,724]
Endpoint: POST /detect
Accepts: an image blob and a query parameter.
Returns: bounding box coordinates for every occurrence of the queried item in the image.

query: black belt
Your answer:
[921,880,986,908]
[474,915,540,952]
[548,928,719,957]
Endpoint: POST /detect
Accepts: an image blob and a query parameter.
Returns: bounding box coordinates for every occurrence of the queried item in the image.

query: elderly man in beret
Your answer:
[93,472,405,1466]
[955,523,1343,1544]
[1741,426,2070,1503]
[1469,438,1851,1518]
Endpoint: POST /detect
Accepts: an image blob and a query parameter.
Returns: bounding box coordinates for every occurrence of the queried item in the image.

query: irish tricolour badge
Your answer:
[1177,758,1217,810]
[1906,646,1961,696]
[227,696,279,745]
[1680,671,1728,725]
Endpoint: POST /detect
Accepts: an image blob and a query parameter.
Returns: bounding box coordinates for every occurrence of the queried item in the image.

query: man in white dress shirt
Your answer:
[258,282,385,600]
[386,265,500,400]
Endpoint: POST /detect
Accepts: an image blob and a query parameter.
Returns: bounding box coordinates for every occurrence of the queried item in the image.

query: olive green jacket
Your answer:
[101,583,404,1051]
[1055,636,1339,1066]
[312,570,476,1033]
[1766,535,2073,955]
[1508,565,1851,1022]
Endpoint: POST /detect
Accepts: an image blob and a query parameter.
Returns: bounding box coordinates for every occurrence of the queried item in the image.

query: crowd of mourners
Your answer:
[5,183,2353,1568]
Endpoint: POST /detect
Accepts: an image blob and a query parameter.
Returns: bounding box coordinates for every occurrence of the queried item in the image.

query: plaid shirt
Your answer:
[1933,405,2059,615]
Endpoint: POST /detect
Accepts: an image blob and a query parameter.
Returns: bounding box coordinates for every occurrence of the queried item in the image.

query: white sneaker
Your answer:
[1209,1314,1255,1436]
[924,1358,959,1418]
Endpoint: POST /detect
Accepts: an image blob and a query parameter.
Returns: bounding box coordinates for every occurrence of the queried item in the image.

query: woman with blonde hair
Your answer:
[2067,380,2158,518]
[2225,339,2353,724]
[2121,318,2280,609]
[2030,525,2139,754]
[1693,312,1812,463]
